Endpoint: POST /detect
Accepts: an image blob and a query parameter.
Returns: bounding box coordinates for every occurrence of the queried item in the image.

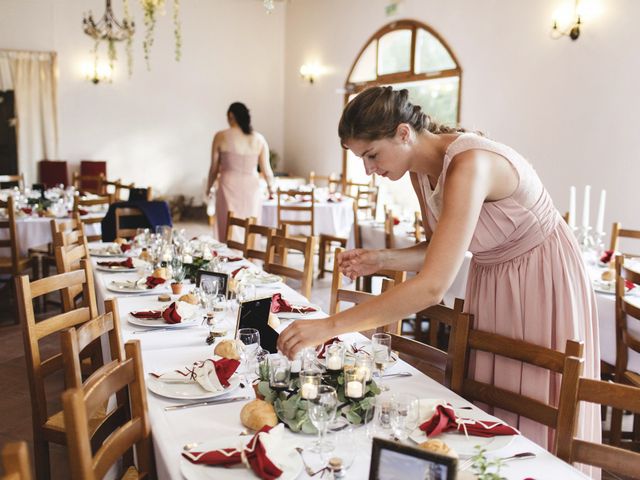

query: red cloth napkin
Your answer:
[120,243,132,253]
[78,208,89,216]
[145,276,166,289]
[231,266,248,278]
[20,207,33,215]
[419,404,519,438]
[393,217,400,226]
[182,425,282,480]
[270,293,317,314]
[626,279,636,291]
[316,337,341,359]
[162,302,182,324]
[600,249,614,263]
[221,255,243,262]
[130,310,162,319]
[97,258,134,268]
[150,358,240,388]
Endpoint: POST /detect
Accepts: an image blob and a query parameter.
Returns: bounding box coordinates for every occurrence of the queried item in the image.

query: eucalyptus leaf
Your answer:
[346,409,362,424]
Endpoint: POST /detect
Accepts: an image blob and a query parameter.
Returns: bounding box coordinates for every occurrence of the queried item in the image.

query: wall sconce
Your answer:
[299,63,324,84]
[81,60,113,84]
[551,0,582,40]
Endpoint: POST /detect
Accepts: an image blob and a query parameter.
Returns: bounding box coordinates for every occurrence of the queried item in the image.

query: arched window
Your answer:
[343,20,462,217]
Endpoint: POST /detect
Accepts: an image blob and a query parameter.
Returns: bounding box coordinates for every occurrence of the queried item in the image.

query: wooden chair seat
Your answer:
[121,466,140,480]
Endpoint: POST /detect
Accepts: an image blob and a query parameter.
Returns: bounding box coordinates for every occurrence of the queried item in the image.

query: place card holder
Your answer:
[369,438,457,480]
[196,270,229,298]
[235,296,279,353]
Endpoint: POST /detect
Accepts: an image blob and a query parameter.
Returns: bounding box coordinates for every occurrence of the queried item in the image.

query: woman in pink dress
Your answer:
[207,102,275,240]
[278,87,600,459]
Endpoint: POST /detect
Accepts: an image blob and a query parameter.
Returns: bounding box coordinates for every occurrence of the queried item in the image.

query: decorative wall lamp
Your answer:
[82,60,113,84]
[299,63,324,84]
[551,0,582,40]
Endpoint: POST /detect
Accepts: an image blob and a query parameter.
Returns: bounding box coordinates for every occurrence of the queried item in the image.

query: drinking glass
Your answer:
[237,282,256,303]
[367,391,394,439]
[135,228,150,248]
[308,385,338,453]
[237,328,261,383]
[371,333,392,391]
[268,354,291,392]
[156,225,173,244]
[389,392,420,441]
[254,348,271,381]
[201,278,219,319]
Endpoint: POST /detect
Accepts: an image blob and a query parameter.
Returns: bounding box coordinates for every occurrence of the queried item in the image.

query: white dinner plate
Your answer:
[106,280,167,294]
[95,264,137,273]
[147,374,240,400]
[127,311,201,329]
[180,435,303,480]
[244,273,283,286]
[89,243,127,257]
[409,407,517,456]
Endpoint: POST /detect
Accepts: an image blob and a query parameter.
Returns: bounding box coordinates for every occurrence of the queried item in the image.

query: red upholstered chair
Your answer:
[38,160,69,188]
[79,160,107,193]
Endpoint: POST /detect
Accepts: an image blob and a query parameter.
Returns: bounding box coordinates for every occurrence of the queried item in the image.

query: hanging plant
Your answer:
[123,0,134,76]
[140,0,182,70]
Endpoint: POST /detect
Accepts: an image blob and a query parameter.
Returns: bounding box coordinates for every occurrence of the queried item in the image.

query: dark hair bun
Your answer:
[228,102,253,134]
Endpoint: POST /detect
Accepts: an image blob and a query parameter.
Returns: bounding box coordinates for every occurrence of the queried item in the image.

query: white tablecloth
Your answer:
[261,198,354,239]
[0,215,102,257]
[90,245,587,480]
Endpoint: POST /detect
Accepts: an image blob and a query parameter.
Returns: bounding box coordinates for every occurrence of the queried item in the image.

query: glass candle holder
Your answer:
[355,351,373,382]
[268,354,291,392]
[325,343,345,372]
[344,369,365,400]
[299,370,321,400]
[300,347,319,372]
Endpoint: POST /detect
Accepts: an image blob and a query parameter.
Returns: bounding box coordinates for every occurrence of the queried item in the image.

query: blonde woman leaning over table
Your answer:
[207,102,275,240]
[277,86,600,465]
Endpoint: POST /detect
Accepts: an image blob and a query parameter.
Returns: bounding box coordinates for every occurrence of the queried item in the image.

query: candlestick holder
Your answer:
[576,225,596,253]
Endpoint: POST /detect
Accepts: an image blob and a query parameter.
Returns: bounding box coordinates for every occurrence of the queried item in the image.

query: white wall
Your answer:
[0,0,285,199]
[284,0,640,232]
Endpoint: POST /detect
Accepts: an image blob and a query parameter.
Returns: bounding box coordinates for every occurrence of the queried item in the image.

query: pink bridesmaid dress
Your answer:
[215,144,262,241]
[417,134,600,461]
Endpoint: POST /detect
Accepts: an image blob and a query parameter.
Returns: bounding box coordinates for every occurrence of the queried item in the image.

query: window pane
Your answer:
[377,29,411,75]
[349,41,377,83]
[415,28,457,74]
[396,77,460,127]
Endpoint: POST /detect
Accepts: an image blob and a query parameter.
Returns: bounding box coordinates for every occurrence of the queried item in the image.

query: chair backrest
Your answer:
[276,188,315,237]
[414,211,425,244]
[449,312,583,453]
[245,223,288,263]
[114,206,146,239]
[15,261,98,432]
[73,193,111,241]
[225,211,255,252]
[0,174,25,190]
[54,229,91,312]
[1,441,32,480]
[389,333,456,387]
[265,234,314,298]
[62,340,155,480]
[343,178,375,198]
[555,377,640,477]
[610,222,640,254]
[72,172,106,195]
[38,160,69,188]
[384,207,396,249]
[615,255,640,375]
[416,298,465,348]
[353,186,378,220]
[308,171,340,189]
[103,178,132,201]
[0,196,21,273]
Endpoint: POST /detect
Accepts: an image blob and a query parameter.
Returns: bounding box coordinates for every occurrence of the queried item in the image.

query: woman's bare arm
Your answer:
[207,132,223,192]
[257,134,275,195]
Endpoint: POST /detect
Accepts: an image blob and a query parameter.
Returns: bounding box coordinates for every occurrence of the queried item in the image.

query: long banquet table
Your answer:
[90,243,588,480]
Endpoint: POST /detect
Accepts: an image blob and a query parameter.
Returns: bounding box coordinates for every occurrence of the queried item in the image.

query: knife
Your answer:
[164,396,251,411]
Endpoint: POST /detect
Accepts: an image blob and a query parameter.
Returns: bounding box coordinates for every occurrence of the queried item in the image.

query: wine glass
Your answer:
[201,279,219,322]
[156,225,173,245]
[389,392,420,441]
[237,282,256,303]
[308,385,338,453]
[371,333,392,391]
[237,328,261,383]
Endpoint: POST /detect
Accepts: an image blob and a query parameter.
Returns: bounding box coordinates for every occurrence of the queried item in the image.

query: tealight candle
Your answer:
[300,383,318,400]
[326,343,345,371]
[346,380,364,399]
[326,356,342,370]
[299,370,321,400]
[355,352,373,382]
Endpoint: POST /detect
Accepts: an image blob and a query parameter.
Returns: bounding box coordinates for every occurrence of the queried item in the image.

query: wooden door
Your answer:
[0,90,18,176]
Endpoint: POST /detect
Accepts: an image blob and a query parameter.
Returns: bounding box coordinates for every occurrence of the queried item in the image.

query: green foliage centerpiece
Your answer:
[181,256,210,282]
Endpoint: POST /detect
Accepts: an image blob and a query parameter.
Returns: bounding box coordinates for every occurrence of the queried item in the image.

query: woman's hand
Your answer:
[277,318,335,359]
[338,248,384,280]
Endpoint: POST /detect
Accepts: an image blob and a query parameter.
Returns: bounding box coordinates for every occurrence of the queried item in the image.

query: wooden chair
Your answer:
[317,234,347,279]
[265,234,315,298]
[276,188,315,237]
[72,172,106,195]
[62,340,155,480]
[414,211,425,244]
[245,224,288,263]
[53,229,91,312]
[225,212,255,253]
[1,441,32,480]
[610,222,640,254]
[73,193,111,242]
[384,206,396,249]
[416,298,465,348]
[556,377,640,478]
[308,171,340,190]
[103,178,135,201]
[0,196,34,277]
[0,173,25,189]
[449,312,584,454]
[610,255,640,447]
[114,206,146,239]
[353,185,379,220]
[15,261,99,480]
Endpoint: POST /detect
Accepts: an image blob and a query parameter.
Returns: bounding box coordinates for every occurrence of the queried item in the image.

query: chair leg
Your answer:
[33,439,51,480]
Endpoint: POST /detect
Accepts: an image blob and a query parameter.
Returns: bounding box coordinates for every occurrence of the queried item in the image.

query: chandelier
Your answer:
[83,0,135,42]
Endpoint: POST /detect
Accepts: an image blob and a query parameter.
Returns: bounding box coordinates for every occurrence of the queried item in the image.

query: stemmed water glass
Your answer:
[371,332,392,391]
[237,328,261,384]
[308,385,338,453]
[200,279,219,322]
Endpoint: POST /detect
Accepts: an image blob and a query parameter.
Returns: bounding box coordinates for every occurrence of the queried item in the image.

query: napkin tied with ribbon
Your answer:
[270,293,317,314]
[145,276,166,289]
[316,337,341,359]
[182,425,285,480]
[220,255,244,262]
[151,358,239,392]
[98,258,134,268]
[419,403,519,438]
[130,310,162,319]
[232,266,249,278]
[120,243,132,253]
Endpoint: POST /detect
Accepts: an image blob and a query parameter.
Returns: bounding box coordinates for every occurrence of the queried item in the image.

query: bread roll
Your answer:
[601,269,615,281]
[139,249,152,262]
[214,339,242,360]
[178,293,198,305]
[418,439,458,458]
[113,237,127,245]
[240,399,278,431]
[152,267,167,279]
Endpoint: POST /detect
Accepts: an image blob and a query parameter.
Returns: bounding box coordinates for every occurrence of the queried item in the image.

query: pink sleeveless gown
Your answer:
[215,147,261,241]
[417,134,600,464]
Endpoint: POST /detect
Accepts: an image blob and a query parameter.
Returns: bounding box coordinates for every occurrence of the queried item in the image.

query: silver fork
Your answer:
[294,447,323,476]
[458,451,536,471]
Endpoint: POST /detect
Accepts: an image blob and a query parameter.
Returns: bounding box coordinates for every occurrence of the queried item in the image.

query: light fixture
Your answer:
[83,0,135,42]
[551,0,582,40]
[299,63,324,84]
[82,60,113,84]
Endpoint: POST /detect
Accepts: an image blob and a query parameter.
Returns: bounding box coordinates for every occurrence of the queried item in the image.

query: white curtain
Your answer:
[0,50,58,184]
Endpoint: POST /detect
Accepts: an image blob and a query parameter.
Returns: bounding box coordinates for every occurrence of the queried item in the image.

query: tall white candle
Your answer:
[596,189,606,234]
[326,356,342,371]
[568,186,576,229]
[582,185,591,228]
